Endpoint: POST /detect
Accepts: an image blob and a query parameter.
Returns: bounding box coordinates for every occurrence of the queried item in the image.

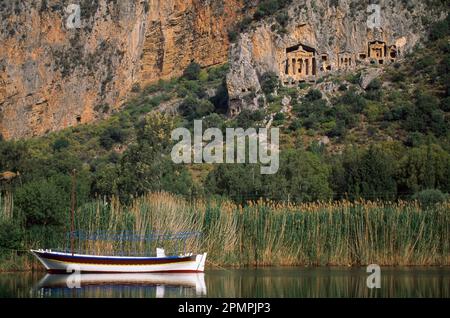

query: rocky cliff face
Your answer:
[226,0,447,115]
[139,0,245,86]
[0,0,148,139]
[0,0,245,139]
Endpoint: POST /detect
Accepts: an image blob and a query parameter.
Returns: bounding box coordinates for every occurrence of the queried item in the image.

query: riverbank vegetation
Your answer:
[1,192,449,271]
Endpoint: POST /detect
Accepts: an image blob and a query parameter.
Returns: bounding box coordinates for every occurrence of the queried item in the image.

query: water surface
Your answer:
[0,267,448,298]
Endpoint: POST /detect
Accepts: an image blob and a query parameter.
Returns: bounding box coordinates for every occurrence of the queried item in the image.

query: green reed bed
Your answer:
[2,192,449,269]
[65,193,450,267]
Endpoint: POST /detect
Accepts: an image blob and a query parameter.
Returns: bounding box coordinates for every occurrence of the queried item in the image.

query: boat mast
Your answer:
[70,169,77,256]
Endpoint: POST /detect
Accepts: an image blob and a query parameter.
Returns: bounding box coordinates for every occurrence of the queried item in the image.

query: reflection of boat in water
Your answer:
[36,273,207,297]
[31,249,207,274]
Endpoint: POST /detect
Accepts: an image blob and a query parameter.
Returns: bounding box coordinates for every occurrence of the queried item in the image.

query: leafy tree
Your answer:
[117,113,193,202]
[275,11,289,27]
[404,91,448,136]
[203,113,225,130]
[264,150,332,202]
[397,144,450,195]
[91,162,120,197]
[253,0,292,20]
[205,149,332,203]
[205,163,263,203]
[0,141,29,173]
[332,146,397,200]
[199,69,209,82]
[0,221,23,256]
[15,179,67,228]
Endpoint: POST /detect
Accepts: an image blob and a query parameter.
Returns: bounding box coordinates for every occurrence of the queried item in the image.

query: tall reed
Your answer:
[0,191,13,222]
[63,193,449,267]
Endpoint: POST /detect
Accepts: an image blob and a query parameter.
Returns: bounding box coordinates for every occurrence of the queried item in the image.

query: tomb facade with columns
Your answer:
[281,44,317,84]
[278,39,400,87]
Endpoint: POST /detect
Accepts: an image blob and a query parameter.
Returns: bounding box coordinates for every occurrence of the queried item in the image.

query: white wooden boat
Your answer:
[31,249,207,273]
[31,172,208,274]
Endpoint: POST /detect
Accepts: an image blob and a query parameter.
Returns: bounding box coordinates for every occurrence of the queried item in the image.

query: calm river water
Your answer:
[0,267,449,298]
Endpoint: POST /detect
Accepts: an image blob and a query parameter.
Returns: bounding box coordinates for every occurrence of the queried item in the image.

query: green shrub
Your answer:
[338,84,348,91]
[413,189,448,207]
[260,72,279,95]
[347,72,361,84]
[429,14,449,42]
[253,0,293,21]
[366,78,382,90]
[416,55,435,70]
[305,89,322,101]
[338,90,367,113]
[275,11,289,27]
[273,112,285,121]
[228,29,238,42]
[52,138,70,152]
[199,69,209,82]
[99,126,126,149]
[326,120,346,138]
[235,109,265,129]
[289,118,302,131]
[389,70,406,82]
[183,62,202,81]
[179,96,214,120]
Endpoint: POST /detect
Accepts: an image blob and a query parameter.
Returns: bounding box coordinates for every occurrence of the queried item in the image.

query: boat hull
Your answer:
[31,250,207,273]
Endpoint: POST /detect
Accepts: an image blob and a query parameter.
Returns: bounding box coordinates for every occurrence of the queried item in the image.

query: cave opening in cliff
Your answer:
[76,116,81,124]
[389,45,398,59]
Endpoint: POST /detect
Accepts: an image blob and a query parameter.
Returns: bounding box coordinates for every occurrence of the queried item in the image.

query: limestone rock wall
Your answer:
[139,0,245,86]
[0,0,149,139]
[0,0,245,139]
